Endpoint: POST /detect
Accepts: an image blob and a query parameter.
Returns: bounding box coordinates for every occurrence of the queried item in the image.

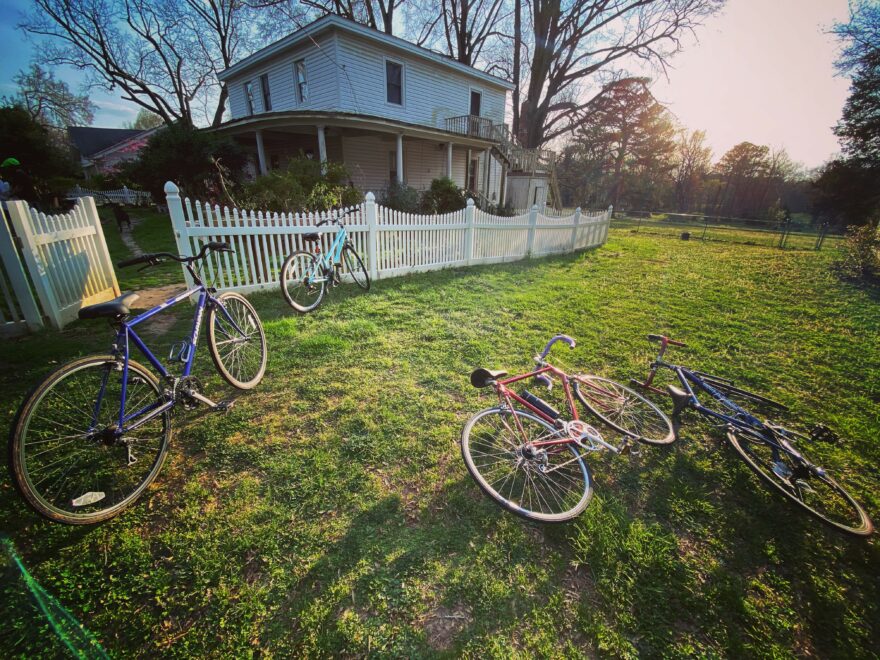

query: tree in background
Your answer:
[120,123,245,202]
[24,0,259,127]
[125,109,164,131]
[0,106,78,206]
[556,78,676,211]
[672,129,712,212]
[2,64,95,130]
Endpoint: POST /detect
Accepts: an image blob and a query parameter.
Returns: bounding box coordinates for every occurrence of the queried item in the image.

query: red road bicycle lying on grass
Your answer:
[461,335,674,522]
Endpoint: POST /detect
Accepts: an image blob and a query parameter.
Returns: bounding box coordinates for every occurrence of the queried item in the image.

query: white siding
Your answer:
[226,34,340,119]
[334,33,507,129]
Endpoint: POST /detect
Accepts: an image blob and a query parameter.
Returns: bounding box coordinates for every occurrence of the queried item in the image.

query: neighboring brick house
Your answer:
[67,126,158,178]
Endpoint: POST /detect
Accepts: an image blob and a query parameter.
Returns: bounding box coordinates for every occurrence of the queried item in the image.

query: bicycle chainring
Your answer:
[177,376,204,410]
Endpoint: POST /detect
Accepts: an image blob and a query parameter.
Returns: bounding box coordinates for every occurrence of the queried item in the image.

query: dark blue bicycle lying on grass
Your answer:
[8,242,267,524]
[633,334,873,537]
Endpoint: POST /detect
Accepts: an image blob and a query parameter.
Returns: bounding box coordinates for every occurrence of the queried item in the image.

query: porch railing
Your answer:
[444,115,557,175]
[445,115,495,140]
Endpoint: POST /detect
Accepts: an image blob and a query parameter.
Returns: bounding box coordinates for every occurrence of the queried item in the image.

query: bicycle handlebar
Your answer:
[315,209,353,227]
[117,241,231,269]
[647,334,687,348]
[539,334,576,359]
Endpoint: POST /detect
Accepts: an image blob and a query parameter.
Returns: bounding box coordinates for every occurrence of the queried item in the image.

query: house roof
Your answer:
[218,15,514,91]
[67,127,146,157]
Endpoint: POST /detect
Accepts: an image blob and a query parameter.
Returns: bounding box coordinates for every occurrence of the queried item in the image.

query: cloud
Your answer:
[95,99,139,117]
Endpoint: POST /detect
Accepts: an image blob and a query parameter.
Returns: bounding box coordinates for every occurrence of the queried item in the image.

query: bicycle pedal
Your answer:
[213,399,235,412]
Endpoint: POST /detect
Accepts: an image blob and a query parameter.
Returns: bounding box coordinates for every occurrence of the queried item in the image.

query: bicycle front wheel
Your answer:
[727,427,873,537]
[574,375,675,445]
[342,244,370,290]
[9,356,170,524]
[281,250,325,313]
[461,408,593,523]
[207,292,267,390]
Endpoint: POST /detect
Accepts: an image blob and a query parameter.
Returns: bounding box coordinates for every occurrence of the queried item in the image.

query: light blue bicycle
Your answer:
[280,212,370,313]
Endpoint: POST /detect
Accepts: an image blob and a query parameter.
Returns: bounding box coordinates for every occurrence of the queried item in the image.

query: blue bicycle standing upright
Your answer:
[280,211,370,313]
[8,242,267,524]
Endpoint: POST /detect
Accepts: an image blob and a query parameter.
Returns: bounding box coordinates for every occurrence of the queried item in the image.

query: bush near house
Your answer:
[236,157,362,213]
[120,123,245,203]
[835,224,880,281]
[419,177,467,214]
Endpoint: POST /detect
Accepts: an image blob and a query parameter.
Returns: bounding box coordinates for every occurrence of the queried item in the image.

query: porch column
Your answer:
[500,166,508,207]
[317,125,327,165]
[466,149,472,190]
[396,133,404,184]
[446,142,453,179]
[483,147,490,197]
[255,130,267,176]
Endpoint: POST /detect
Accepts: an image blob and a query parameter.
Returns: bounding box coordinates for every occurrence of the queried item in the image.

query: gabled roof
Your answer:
[218,15,514,91]
[67,127,147,157]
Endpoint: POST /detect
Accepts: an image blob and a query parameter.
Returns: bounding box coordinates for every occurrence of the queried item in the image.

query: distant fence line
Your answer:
[67,185,152,206]
[165,182,612,294]
[612,213,841,251]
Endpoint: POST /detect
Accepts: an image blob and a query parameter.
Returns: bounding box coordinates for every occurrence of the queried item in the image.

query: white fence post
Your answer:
[527,204,539,256]
[464,198,475,265]
[6,200,64,329]
[0,205,43,332]
[365,192,378,281]
[571,207,581,250]
[165,181,195,289]
[604,205,613,242]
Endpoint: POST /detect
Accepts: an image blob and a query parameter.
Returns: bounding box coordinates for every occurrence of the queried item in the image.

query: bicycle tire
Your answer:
[461,407,593,523]
[280,250,326,313]
[342,244,370,290]
[9,356,171,524]
[726,426,873,537]
[207,292,267,390]
[574,375,675,445]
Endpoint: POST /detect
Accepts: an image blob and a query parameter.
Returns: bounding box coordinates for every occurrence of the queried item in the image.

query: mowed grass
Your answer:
[1,227,879,657]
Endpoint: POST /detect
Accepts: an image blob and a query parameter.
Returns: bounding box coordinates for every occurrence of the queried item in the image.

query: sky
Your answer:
[0,0,854,168]
[649,0,851,169]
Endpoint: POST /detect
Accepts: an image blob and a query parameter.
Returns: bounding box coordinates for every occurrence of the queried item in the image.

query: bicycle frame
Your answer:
[307,224,348,283]
[493,365,624,453]
[90,285,247,436]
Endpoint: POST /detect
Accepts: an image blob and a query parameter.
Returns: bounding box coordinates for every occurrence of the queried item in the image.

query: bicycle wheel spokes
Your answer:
[728,428,872,536]
[575,375,674,445]
[15,359,169,522]
[281,251,324,312]
[209,292,267,389]
[462,409,592,522]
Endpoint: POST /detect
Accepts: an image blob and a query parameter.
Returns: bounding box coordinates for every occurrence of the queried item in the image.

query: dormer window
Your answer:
[294,60,308,103]
[385,61,403,105]
[260,74,272,112]
[244,81,255,115]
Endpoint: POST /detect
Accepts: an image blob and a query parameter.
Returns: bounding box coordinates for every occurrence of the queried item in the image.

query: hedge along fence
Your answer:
[164,181,612,294]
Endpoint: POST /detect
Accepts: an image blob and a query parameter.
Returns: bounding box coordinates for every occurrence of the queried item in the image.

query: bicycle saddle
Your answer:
[470,368,508,388]
[78,292,140,320]
[302,233,320,242]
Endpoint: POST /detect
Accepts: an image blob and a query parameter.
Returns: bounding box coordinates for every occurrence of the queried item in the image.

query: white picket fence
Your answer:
[1,198,120,331]
[67,185,152,206]
[166,181,611,294]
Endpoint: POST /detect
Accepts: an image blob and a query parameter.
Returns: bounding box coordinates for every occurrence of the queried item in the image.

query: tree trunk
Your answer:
[211,84,228,127]
[512,0,521,139]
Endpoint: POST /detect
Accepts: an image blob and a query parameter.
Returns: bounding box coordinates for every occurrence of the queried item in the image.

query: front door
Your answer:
[470,90,481,116]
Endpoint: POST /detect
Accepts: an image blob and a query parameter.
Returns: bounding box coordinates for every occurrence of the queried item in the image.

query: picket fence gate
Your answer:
[1,197,120,332]
[67,185,152,206]
[165,181,611,295]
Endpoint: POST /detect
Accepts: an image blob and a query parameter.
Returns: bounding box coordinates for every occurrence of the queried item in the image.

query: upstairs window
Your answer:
[244,81,255,115]
[294,60,308,103]
[260,74,272,112]
[386,61,403,105]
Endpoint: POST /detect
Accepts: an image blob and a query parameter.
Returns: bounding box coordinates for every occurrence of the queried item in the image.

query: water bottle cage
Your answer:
[169,340,191,363]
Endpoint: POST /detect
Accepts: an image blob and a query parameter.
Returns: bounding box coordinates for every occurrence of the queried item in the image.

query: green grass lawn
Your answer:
[1,228,878,657]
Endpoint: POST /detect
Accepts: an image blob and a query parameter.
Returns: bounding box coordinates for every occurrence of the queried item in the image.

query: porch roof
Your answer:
[206,110,498,149]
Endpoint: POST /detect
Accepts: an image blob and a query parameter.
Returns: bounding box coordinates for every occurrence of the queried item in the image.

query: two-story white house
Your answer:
[212,15,553,209]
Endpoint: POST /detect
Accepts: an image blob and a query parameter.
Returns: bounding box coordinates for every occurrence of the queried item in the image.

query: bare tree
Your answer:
[23,0,259,127]
[3,63,95,129]
[673,129,711,211]
[282,0,405,34]
[518,0,721,148]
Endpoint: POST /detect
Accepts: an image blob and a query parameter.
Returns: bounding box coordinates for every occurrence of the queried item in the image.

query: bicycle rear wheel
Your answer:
[727,426,873,537]
[281,250,325,313]
[207,292,267,390]
[574,375,675,445]
[461,407,593,522]
[9,356,170,524]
